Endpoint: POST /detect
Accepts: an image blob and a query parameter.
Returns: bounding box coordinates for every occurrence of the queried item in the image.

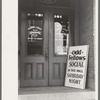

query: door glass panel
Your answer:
[54,14,69,55]
[27,13,44,55]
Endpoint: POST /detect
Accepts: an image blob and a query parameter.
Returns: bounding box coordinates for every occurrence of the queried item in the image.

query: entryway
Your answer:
[20,6,74,87]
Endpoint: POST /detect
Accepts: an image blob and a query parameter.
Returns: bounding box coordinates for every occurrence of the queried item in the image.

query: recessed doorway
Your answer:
[19,6,74,87]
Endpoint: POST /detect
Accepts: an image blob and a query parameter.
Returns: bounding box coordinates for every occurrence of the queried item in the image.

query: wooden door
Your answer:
[48,9,74,86]
[20,7,74,87]
[20,11,49,87]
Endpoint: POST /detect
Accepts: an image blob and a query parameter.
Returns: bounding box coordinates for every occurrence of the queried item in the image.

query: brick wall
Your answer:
[79,0,95,89]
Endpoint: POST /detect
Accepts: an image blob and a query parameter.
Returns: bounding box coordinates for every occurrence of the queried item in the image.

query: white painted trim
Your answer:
[93,0,98,100]
[2,0,18,100]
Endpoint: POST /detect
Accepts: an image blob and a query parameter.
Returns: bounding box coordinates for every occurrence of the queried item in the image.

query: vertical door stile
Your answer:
[48,12,54,85]
[43,11,49,85]
[20,11,27,83]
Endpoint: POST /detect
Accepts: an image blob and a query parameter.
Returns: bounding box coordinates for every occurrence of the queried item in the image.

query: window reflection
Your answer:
[54,14,69,55]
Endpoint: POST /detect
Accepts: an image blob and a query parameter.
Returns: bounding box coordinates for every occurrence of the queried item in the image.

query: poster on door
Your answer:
[64,45,89,89]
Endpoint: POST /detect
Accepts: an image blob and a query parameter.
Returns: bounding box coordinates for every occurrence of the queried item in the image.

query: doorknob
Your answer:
[45,47,48,60]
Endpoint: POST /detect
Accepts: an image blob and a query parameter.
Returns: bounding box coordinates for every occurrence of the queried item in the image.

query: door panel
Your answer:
[20,11,49,87]
[48,12,71,86]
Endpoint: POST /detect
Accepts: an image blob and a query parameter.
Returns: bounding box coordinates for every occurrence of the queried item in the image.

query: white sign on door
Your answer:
[65,45,89,89]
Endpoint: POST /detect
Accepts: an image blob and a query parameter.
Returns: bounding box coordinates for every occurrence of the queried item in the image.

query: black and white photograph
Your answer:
[2,0,98,100]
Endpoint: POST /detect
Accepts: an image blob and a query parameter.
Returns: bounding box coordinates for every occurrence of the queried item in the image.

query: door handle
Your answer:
[45,47,48,60]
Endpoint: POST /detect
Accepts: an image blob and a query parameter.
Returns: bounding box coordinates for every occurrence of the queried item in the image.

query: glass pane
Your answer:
[27,13,44,55]
[54,14,69,55]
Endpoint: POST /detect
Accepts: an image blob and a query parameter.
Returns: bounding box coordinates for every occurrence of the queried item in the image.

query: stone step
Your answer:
[19,87,95,100]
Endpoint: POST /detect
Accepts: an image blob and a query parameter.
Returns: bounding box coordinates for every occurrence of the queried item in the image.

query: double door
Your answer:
[20,7,74,87]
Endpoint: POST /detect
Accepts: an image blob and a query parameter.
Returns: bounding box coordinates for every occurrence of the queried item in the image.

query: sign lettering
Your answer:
[65,45,89,89]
